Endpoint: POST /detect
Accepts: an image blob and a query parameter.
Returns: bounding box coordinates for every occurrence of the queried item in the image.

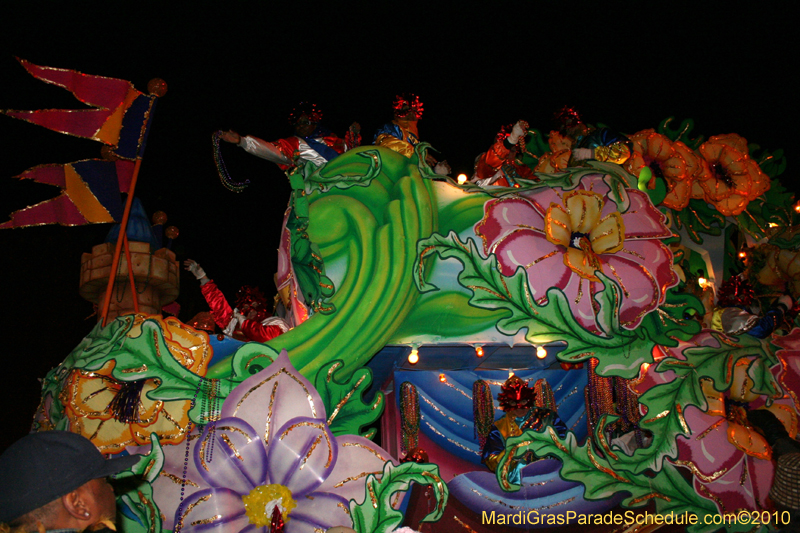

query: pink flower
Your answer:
[474,174,677,330]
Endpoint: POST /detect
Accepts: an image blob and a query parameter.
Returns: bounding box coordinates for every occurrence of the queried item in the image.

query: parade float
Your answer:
[5,59,800,533]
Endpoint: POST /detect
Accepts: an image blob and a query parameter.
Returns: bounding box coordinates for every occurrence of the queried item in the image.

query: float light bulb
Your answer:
[738,251,747,259]
[439,373,447,383]
[408,349,419,365]
[698,277,707,288]
[475,345,484,357]
[795,203,800,213]
[457,173,468,185]
[536,346,547,359]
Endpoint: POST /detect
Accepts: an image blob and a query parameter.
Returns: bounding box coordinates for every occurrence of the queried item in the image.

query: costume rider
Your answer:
[481,375,567,484]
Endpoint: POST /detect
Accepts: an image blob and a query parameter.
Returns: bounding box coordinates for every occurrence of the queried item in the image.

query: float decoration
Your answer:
[114,434,165,533]
[314,360,383,439]
[611,330,779,475]
[349,461,448,533]
[414,231,658,378]
[497,427,720,532]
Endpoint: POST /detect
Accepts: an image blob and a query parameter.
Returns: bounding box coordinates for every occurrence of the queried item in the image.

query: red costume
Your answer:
[200,280,285,343]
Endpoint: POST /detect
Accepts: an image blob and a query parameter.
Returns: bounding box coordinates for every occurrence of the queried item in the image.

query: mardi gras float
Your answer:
[5,60,800,533]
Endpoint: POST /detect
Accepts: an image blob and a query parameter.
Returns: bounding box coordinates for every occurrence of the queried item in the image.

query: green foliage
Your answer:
[413,231,657,378]
[350,461,448,533]
[750,146,787,179]
[613,332,777,475]
[315,360,384,439]
[498,428,721,533]
[657,117,704,149]
[302,149,384,193]
[113,434,165,533]
[636,289,704,347]
[673,199,726,245]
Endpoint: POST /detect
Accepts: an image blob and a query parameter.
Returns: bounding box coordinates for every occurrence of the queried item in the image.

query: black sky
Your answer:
[1,2,797,450]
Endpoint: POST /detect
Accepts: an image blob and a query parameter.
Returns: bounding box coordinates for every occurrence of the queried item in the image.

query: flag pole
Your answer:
[101,158,142,327]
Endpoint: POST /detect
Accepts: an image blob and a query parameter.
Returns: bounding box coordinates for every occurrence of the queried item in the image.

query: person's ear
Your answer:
[61,486,92,522]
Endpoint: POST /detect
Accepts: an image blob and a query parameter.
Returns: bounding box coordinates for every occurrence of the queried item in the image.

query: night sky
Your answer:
[1,3,797,451]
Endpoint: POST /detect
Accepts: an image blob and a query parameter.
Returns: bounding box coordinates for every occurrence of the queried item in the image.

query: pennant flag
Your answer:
[0,159,135,229]
[1,59,164,228]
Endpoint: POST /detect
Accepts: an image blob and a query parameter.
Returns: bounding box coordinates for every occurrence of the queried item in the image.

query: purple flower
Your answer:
[149,351,394,533]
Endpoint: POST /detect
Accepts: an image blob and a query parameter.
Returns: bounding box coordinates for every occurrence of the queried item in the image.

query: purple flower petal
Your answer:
[220,351,326,453]
[267,416,338,497]
[173,487,251,533]
[194,417,267,495]
[315,435,395,502]
[286,491,351,533]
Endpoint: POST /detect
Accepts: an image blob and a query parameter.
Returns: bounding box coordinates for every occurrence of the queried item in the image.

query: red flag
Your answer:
[1,59,163,229]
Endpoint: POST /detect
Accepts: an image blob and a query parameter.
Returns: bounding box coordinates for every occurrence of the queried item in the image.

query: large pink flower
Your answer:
[637,332,799,514]
[474,173,677,330]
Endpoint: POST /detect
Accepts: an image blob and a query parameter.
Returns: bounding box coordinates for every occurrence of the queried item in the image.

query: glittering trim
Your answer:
[627,492,671,505]
[673,460,730,483]
[423,420,480,456]
[232,367,317,419]
[220,434,243,461]
[453,515,478,532]
[190,515,221,526]
[159,470,199,487]
[327,373,367,426]
[587,442,629,483]
[333,471,382,488]
[696,418,725,440]
[177,494,211,531]
[420,392,469,427]
[342,441,391,462]
[278,421,333,468]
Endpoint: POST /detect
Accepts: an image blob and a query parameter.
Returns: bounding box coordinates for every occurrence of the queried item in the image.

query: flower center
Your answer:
[711,162,734,187]
[242,484,297,527]
[570,233,603,273]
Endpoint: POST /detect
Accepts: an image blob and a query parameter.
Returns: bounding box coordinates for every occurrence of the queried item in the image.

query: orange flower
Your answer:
[696,134,770,216]
[624,129,692,209]
[61,315,213,454]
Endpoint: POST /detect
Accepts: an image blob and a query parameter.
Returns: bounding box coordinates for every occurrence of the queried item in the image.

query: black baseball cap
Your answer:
[0,431,140,523]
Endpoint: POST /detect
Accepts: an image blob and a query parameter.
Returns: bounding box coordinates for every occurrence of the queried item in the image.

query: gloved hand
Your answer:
[233,308,248,327]
[507,120,529,145]
[183,259,207,281]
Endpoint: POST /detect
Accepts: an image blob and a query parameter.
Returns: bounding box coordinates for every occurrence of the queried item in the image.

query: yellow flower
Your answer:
[544,189,625,282]
[61,315,213,454]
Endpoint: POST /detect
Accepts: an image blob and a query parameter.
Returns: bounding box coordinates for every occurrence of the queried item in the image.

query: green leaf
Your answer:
[613,331,777,474]
[658,117,704,149]
[314,360,384,438]
[114,435,164,533]
[498,427,720,533]
[350,461,448,533]
[413,232,656,378]
[674,199,726,245]
[637,289,704,347]
[302,148,384,193]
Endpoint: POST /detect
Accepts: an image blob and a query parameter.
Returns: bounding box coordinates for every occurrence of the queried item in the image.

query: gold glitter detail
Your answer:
[467,285,505,299]
[587,442,629,483]
[697,484,725,512]
[367,482,378,508]
[423,421,480,455]
[620,248,646,260]
[421,393,469,427]
[177,494,211,531]
[675,403,690,434]
[198,430,213,472]
[138,491,157,533]
[696,418,725,440]
[232,367,317,419]
[326,361,342,381]
[628,492,671,505]
[421,470,445,514]
[336,502,350,515]
[216,425,253,442]
[608,263,630,298]
[441,380,474,400]
[548,426,569,453]
[265,381,278,447]
[190,515,221,526]
[120,365,148,374]
[333,471,382,488]
[524,250,558,269]
[673,460,729,483]
[279,421,333,468]
[219,434,243,461]
[418,245,436,286]
[453,515,478,532]
[342,441,391,462]
[159,470,198,487]
[642,410,670,423]
[327,373,367,426]
[556,387,579,409]
[575,277,584,304]
[596,416,619,461]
